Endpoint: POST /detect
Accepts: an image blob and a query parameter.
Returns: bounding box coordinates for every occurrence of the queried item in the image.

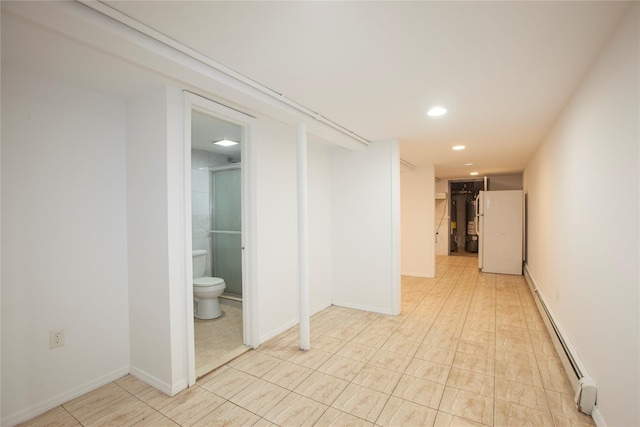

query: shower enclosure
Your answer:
[211,167,242,297]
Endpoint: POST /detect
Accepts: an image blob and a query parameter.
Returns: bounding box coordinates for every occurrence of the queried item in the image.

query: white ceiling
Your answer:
[3,1,631,179]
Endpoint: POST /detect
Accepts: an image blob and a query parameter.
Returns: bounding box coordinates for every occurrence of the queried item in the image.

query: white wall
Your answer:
[126,86,188,395]
[401,166,436,277]
[331,140,401,315]
[1,68,130,424]
[165,87,189,389]
[488,173,522,190]
[523,5,639,427]
[253,119,300,342]
[308,140,333,315]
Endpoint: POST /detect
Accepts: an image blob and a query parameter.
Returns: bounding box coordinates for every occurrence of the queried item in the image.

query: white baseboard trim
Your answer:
[129,365,187,397]
[401,272,436,279]
[591,407,607,427]
[1,366,129,427]
[332,300,394,315]
[259,317,299,345]
[257,303,343,346]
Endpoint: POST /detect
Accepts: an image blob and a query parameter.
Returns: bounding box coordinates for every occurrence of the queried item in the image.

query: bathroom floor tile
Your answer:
[194,303,246,378]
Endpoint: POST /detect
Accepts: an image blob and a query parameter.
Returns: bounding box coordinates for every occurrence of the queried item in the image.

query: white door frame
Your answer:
[183,92,258,386]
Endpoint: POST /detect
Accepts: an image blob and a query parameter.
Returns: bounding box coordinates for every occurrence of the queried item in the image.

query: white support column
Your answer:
[297,122,310,351]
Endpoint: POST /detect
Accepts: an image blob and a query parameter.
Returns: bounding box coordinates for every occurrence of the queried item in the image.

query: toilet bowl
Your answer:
[194,277,226,319]
[192,250,226,320]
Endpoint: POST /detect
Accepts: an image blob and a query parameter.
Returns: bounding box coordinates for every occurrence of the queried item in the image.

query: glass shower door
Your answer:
[211,168,242,296]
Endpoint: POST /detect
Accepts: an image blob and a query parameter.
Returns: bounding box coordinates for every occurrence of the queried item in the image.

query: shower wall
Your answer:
[191,149,234,276]
[211,169,242,296]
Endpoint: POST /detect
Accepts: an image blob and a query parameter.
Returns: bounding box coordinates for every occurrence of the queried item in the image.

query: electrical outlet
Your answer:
[49,329,64,349]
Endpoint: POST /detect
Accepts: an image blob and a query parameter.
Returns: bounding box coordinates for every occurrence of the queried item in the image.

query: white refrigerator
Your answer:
[475,190,523,275]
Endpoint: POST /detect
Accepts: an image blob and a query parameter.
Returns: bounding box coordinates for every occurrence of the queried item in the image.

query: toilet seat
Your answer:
[194,277,225,288]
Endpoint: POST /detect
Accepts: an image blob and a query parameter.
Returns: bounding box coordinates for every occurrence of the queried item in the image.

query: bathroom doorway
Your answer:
[187,95,254,380]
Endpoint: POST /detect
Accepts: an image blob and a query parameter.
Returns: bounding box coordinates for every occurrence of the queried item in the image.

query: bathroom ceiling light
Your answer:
[213,138,238,147]
[464,163,473,166]
[470,172,479,176]
[452,145,465,151]
[427,106,447,117]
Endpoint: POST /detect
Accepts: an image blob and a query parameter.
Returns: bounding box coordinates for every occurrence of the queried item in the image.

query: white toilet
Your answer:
[192,249,226,320]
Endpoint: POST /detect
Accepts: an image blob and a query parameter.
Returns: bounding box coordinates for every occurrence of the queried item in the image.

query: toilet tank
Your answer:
[192,250,208,278]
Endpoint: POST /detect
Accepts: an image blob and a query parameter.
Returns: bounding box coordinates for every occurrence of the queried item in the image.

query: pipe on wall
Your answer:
[297,123,310,351]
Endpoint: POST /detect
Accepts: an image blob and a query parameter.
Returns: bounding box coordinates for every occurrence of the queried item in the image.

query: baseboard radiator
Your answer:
[523,265,597,415]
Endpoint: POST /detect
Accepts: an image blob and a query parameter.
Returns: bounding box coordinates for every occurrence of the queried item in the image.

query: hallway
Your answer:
[20,256,592,426]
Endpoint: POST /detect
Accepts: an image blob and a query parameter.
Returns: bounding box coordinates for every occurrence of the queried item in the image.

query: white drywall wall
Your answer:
[331,140,401,315]
[253,120,300,342]
[126,86,187,394]
[401,166,436,277]
[1,68,130,425]
[523,5,639,426]
[308,140,333,315]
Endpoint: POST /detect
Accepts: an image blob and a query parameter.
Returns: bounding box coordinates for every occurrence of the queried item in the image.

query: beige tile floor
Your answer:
[19,256,595,426]
[195,300,249,378]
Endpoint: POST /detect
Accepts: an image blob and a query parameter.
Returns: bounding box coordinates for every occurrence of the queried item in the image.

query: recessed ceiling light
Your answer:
[464,163,473,166]
[452,145,465,151]
[213,139,238,147]
[427,106,447,117]
[470,172,479,176]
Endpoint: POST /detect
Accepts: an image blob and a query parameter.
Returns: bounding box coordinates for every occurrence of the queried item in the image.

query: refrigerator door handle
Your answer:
[474,194,481,237]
